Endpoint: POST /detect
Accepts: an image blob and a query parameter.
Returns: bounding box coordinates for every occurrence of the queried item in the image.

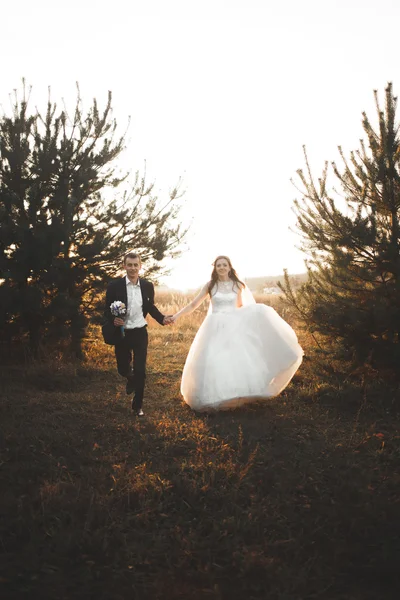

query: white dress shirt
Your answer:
[124,276,147,329]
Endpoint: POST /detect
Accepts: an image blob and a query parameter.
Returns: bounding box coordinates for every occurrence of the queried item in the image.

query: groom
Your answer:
[104,251,171,416]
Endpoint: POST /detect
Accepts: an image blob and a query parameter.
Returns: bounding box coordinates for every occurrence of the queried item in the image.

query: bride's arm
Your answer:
[171,283,210,322]
[237,283,256,308]
[236,283,245,308]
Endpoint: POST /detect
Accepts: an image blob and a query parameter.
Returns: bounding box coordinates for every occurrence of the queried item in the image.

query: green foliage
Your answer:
[0,82,187,357]
[280,83,400,368]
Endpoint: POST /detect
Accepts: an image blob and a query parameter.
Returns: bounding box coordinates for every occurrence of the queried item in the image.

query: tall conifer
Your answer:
[0,83,186,357]
[280,83,400,367]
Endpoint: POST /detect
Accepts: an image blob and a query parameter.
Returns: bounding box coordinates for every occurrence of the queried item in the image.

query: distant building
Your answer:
[262,286,281,295]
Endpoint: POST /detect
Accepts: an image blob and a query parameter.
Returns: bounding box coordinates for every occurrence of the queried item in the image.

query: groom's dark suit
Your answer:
[104,277,165,411]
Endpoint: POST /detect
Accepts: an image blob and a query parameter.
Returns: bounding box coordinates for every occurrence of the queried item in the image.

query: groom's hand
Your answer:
[114,318,125,326]
[163,315,174,325]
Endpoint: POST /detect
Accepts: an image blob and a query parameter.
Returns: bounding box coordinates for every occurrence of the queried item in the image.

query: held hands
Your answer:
[163,315,176,325]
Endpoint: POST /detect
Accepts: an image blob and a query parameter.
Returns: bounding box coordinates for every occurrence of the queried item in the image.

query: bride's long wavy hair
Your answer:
[208,255,245,296]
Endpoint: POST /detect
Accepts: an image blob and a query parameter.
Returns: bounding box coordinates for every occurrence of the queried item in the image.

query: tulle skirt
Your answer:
[180,304,303,412]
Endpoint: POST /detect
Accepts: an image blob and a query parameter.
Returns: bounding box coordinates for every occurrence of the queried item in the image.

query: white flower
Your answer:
[110,301,127,317]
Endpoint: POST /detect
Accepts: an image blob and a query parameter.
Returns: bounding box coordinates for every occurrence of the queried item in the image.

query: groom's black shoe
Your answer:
[131,399,144,416]
[126,376,135,395]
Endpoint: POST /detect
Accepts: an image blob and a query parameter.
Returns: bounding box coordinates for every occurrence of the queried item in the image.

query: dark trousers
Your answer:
[114,326,148,409]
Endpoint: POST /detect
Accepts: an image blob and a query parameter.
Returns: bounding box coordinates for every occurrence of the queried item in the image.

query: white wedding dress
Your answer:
[180,283,303,411]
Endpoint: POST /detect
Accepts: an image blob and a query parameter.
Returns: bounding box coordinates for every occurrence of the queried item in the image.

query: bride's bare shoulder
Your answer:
[198,281,211,294]
[205,280,216,295]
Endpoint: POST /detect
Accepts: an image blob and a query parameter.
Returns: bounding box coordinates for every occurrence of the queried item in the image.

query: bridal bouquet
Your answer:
[110,301,127,337]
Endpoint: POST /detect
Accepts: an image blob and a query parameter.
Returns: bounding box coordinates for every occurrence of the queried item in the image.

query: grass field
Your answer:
[1,292,399,599]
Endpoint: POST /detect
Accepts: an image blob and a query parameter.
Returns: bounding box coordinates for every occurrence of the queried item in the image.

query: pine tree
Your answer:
[280,83,400,368]
[0,82,186,358]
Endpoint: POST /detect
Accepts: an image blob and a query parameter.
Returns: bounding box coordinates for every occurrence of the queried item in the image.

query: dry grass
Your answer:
[0,292,399,599]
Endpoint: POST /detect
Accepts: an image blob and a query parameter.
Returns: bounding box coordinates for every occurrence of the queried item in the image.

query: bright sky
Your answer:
[2,0,399,289]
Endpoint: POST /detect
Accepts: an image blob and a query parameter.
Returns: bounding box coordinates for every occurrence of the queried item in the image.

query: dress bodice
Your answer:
[210,284,238,314]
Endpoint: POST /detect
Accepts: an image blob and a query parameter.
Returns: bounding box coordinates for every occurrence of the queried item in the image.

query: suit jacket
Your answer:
[104,277,165,327]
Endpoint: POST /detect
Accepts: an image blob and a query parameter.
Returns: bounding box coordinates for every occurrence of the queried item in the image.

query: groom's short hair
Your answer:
[123,251,141,264]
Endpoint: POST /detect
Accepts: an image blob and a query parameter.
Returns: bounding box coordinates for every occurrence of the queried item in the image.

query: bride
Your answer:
[170,255,303,412]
